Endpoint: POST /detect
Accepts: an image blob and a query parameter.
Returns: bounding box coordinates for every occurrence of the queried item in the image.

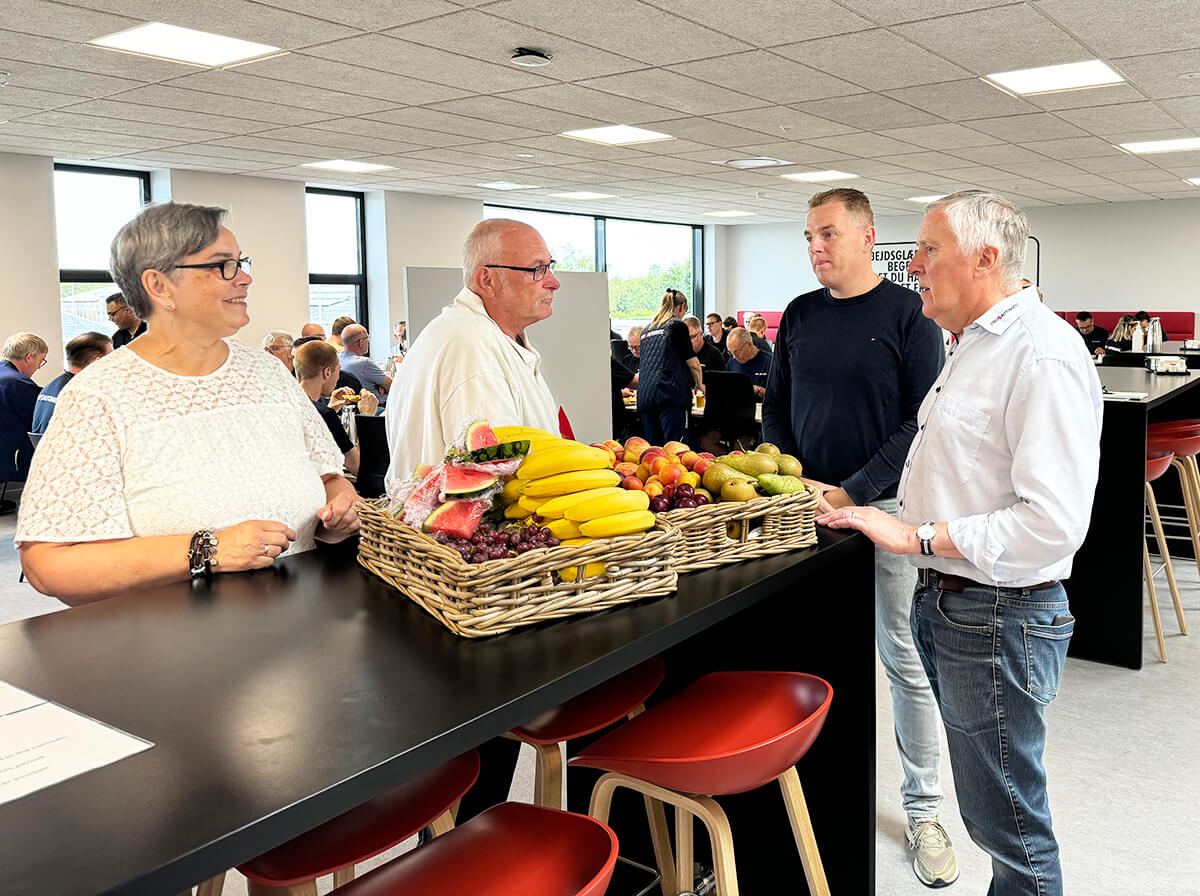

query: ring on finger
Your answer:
[262,544,272,556]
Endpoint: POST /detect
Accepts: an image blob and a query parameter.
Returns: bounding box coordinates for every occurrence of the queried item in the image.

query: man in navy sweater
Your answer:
[762,188,955,888]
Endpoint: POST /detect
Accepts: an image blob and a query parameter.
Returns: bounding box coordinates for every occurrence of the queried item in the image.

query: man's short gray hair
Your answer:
[262,330,294,349]
[927,191,1029,291]
[111,202,227,319]
[727,326,751,350]
[3,332,49,362]
[683,315,702,333]
[462,218,530,288]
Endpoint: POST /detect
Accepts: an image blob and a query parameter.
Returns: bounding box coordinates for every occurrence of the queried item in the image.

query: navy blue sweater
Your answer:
[762,279,944,504]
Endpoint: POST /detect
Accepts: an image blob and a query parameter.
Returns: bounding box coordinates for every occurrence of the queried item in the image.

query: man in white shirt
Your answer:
[819,192,1102,896]
[385,218,562,486]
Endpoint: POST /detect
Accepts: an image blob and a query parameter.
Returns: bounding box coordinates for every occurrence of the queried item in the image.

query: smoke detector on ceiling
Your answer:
[511,48,552,67]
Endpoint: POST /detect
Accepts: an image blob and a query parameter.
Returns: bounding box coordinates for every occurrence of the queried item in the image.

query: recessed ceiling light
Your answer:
[515,153,535,159]
[301,159,394,173]
[511,47,552,67]
[983,59,1123,95]
[906,194,948,203]
[1186,177,1200,186]
[780,170,858,182]
[90,22,281,67]
[717,157,790,170]
[560,125,674,146]
[550,191,614,200]
[704,210,756,217]
[477,181,539,190]
[1119,137,1200,154]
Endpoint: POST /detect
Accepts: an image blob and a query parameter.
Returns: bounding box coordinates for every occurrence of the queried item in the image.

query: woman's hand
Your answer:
[214,520,298,571]
[316,480,360,543]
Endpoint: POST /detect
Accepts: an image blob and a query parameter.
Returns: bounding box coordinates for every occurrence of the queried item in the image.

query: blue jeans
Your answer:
[641,406,687,445]
[872,499,943,821]
[911,578,1074,896]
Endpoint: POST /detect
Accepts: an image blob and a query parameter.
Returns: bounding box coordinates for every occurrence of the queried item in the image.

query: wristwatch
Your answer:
[917,521,937,557]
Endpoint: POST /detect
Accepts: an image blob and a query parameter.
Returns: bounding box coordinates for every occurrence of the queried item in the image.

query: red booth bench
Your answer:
[1056,311,1195,342]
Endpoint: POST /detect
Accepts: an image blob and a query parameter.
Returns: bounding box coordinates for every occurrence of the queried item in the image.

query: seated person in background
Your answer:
[704,312,728,356]
[390,320,408,357]
[746,314,774,353]
[1105,314,1135,352]
[33,331,113,434]
[726,327,773,399]
[685,315,726,372]
[339,324,392,406]
[17,201,358,605]
[0,332,49,485]
[1131,309,1152,350]
[1074,312,1108,356]
[262,330,295,373]
[295,335,362,394]
[295,340,378,476]
[611,351,637,441]
[723,315,737,337]
[106,293,147,349]
[611,326,635,369]
[300,322,326,339]
[626,326,643,370]
[328,315,355,350]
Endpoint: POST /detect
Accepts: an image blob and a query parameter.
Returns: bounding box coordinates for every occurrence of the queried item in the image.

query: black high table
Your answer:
[0,530,875,895]
[1065,366,1200,668]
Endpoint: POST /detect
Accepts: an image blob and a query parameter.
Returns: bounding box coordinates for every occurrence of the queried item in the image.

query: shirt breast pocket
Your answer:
[936,395,990,483]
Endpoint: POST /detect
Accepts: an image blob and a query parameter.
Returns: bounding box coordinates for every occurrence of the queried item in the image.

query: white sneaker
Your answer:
[906,817,959,888]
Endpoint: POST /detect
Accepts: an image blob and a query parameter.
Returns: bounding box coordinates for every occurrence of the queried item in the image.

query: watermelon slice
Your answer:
[465,420,498,452]
[444,465,499,497]
[467,439,531,464]
[422,499,486,540]
[400,463,447,528]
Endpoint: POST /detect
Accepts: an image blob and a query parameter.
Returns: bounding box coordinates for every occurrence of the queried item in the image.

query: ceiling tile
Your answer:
[9,0,139,42]
[209,132,418,158]
[301,34,553,94]
[241,53,471,105]
[253,124,425,154]
[947,143,1052,165]
[0,84,89,110]
[1011,159,1089,177]
[804,131,924,157]
[1021,136,1124,159]
[877,122,1000,150]
[711,106,857,140]
[365,107,541,142]
[1,61,143,99]
[0,29,183,81]
[58,98,276,134]
[1036,172,1115,189]
[1055,101,1181,136]
[638,0,871,45]
[109,148,277,170]
[1036,0,1200,57]
[163,70,397,117]
[966,113,1088,142]
[791,92,944,130]
[255,0,457,31]
[1156,95,1200,128]
[668,51,862,105]
[578,69,763,116]
[479,0,752,65]
[497,83,682,124]
[385,9,643,82]
[22,109,229,142]
[1071,154,1160,174]
[1113,49,1200,100]
[691,140,854,165]
[774,29,970,91]
[103,84,331,126]
[893,5,1092,73]
[0,119,171,150]
[424,95,606,134]
[638,117,783,149]
[833,0,1002,26]
[888,78,1038,120]
[885,150,977,171]
[1022,83,1151,112]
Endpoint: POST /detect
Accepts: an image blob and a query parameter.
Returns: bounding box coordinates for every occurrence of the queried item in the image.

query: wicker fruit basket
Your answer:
[657,486,819,573]
[357,499,681,638]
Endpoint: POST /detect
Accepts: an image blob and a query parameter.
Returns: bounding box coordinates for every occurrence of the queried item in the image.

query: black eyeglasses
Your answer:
[170,257,252,280]
[106,307,127,320]
[484,261,556,282]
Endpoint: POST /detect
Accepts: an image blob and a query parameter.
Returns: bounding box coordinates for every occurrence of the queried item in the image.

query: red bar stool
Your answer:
[569,671,833,896]
[1148,422,1200,579]
[330,802,618,896]
[510,656,665,809]
[196,750,479,896]
[1145,450,1186,663]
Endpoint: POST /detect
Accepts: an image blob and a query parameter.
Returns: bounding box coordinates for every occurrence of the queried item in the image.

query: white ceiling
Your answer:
[2,0,1200,223]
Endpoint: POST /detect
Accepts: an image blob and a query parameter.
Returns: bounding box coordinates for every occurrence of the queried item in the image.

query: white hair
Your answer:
[262,330,293,349]
[461,218,534,288]
[927,191,1029,291]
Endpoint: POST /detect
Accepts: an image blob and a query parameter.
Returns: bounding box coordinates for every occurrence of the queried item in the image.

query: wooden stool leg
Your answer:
[1144,525,1168,663]
[428,806,457,837]
[688,795,738,896]
[331,867,355,887]
[531,742,564,809]
[195,874,225,896]
[643,796,677,896]
[675,805,694,894]
[247,881,318,896]
[778,766,830,896]
[1147,482,1187,638]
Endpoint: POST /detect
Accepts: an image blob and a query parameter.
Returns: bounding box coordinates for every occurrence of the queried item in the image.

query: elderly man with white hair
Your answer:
[819,192,1102,896]
[261,330,294,373]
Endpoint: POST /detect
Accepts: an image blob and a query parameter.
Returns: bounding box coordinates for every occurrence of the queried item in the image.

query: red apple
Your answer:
[589,443,617,466]
[602,439,625,462]
[662,440,690,457]
[623,437,650,463]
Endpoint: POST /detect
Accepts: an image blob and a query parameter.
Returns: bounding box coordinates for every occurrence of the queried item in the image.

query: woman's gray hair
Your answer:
[927,191,1029,291]
[462,218,527,288]
[3,332,49,362]
[110,202,227,318]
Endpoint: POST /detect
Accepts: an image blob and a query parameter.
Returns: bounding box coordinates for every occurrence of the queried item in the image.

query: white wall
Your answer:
[366,191,482,359]
[163,170,311,346]
[719,197,1200,317]
[0,153,63,387]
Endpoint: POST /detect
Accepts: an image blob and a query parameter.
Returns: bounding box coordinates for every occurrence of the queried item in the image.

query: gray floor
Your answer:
[3,507,1199,894]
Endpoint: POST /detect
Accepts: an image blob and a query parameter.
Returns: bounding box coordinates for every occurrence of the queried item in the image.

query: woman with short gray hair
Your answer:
[17,202,359,604]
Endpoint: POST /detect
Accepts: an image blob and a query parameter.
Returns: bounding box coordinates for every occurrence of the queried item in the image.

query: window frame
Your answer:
[55,163,151,284]
[305,187,368,324]
[484,204,704,319]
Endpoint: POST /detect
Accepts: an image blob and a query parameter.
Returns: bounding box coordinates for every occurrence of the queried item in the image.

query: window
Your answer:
[485,206,701,334]
[306,188,366,327]
[54,165,150,343]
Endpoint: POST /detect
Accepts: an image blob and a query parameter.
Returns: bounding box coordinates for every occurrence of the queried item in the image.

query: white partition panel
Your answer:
[402,267,612,445]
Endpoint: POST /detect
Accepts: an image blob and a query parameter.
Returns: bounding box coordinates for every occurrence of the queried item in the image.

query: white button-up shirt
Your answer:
[897,287,1103,586]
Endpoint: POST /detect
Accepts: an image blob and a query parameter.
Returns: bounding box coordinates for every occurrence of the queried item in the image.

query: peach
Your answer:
[636,463,652,482]
[662,440,690,457]
[679,470,701,489]
[614,461,639,478]
[697,452,716,461]
[641,447,666,465]
[659,465,685,487]
[623,437,650,463]
[589,443,617,466]
[621,476,644,491]
[602,439,625,462]
[693,457,713,476]
[649,456,671,476]
[679,450,700,470]
[644,480,664,498]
